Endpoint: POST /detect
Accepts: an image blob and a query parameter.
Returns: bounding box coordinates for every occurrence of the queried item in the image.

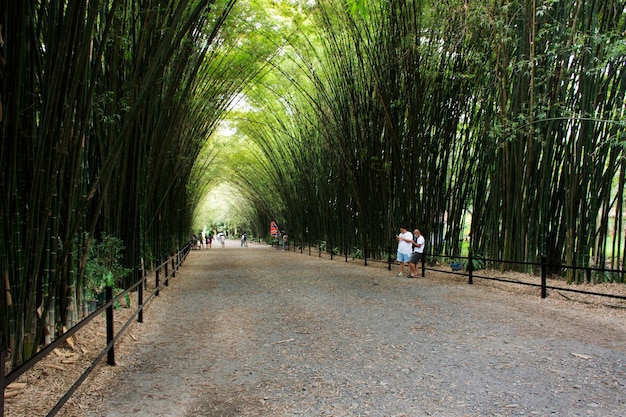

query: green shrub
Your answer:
[85,233,131,301]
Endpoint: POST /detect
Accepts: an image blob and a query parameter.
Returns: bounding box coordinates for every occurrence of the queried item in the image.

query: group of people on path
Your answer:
[193,233,212,249]
[192,232,226,249]
[396,226,425,278]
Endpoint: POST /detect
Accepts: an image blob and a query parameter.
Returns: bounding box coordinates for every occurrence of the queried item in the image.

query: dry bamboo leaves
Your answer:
[4,383,27,399]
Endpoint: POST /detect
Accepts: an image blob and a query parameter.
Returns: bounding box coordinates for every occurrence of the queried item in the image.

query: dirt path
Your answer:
[70,243,625,416]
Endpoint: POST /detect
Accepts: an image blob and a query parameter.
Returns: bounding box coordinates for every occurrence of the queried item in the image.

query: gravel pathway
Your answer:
[82,243,626,417]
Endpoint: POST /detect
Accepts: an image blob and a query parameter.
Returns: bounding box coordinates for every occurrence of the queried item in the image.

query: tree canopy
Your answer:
[224,0,626,276]
[2,0,626,366]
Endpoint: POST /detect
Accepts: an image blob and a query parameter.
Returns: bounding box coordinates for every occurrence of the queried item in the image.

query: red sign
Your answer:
[270,221,279,236]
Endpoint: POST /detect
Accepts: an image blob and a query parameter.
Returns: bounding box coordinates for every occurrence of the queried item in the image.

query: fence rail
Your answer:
[1,243,192,417]
[281,240,626,302]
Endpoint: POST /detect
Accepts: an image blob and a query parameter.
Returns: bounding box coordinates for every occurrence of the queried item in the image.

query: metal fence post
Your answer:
[164,262,169,286]
[345,244,348,262]
[138,266,144,324]
[387,247,392,271]
[106,286,115,366]
[541,255,547,298]
[155,266,160,296]
[468,251,473,285]
[1,348,6,417]
[421,253,425,277]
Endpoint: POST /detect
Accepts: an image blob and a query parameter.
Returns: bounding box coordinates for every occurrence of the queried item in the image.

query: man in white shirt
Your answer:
[396,226,413,277]
[409,229,425,278]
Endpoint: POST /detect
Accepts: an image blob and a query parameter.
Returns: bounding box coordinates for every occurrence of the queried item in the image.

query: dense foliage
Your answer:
[1,0,625,367]
[230,0,626,281]
[0,0,252,367]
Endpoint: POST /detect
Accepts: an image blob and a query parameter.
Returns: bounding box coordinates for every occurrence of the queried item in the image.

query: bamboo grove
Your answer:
[231,0,626,279]
[0,0,270,367]
[1,0,625,367]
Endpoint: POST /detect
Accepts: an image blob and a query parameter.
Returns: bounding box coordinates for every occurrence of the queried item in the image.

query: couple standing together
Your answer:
[396,227,424,278]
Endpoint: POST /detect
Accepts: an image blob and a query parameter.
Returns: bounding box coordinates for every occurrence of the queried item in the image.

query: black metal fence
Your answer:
[281,240,626,303]
[0,242,192,417]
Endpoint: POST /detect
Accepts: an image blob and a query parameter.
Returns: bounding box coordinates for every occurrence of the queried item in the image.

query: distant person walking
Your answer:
[192,234,199,250]
[282,234,288,251]
[396,226,413,277]
[409,229,425,278]
[218,232,226,248]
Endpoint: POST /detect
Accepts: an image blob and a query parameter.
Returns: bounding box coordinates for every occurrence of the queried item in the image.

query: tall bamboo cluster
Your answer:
[2,0,624,367]
[0,0,241,367]
[235,0,626,279]
[466,0,626,279]
[237,0,480,252]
